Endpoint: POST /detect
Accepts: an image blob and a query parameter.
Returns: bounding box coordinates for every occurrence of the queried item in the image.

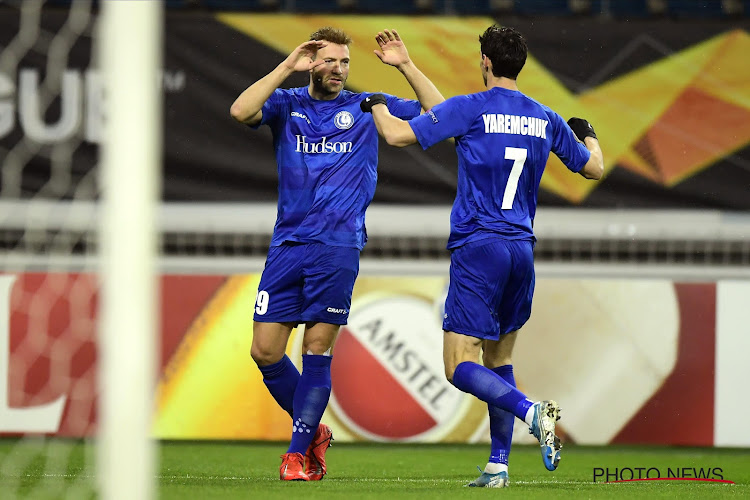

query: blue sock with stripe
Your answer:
[287,354,332,454]
[258,354,299,417]
[488,365,516,466]
[452,361,533,421]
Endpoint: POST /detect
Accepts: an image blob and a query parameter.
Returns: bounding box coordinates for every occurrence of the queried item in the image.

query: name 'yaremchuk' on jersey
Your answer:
[481,114,548,138]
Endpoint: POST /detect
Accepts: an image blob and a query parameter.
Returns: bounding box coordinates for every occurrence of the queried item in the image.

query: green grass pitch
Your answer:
[1,440,749,499]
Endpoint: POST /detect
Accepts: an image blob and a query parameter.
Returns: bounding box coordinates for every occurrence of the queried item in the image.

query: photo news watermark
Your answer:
[593,467,735,484]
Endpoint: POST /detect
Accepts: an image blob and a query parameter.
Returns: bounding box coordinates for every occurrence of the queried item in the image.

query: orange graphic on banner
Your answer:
[154,275,299,440]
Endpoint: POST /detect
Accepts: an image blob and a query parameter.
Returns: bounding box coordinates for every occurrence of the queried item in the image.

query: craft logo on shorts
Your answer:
[326,307,348,314]
[329,294,466,442]
[334,110,353,129]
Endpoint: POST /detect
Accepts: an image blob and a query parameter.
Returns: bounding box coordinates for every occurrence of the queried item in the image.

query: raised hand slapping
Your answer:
[283,40,329,72]
[373,29,410,68]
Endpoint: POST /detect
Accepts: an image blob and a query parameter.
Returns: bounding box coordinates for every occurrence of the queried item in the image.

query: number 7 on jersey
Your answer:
[502,147,527,210]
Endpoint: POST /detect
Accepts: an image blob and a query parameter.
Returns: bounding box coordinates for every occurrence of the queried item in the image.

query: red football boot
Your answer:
[305,423,333,481]
[279,452,309,481]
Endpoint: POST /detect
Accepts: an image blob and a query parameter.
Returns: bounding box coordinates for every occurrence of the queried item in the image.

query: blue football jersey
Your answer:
[254,87,421,249]
[409,86,590,249]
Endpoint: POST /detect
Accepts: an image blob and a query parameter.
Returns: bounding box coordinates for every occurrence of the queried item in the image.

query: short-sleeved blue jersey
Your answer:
[409,86,590,249]
[255,87,421,250]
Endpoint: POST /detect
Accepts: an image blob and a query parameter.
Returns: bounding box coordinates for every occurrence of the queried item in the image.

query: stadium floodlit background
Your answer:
[1,0,749,498]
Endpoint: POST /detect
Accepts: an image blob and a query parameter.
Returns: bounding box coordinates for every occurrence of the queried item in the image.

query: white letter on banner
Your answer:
[19,68,81,143]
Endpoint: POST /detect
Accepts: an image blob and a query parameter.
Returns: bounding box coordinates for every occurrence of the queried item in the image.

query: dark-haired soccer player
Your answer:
[230,27,443,481]
[361,25,603,487]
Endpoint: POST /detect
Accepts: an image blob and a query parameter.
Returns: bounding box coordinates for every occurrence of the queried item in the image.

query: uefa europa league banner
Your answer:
[3,271,748,447]
[1,12,750,208]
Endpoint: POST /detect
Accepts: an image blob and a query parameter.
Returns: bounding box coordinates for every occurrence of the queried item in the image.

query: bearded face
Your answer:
[309,43,350,99]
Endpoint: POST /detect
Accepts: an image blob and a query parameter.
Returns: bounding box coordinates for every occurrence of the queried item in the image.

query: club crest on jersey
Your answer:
[334,111,354,130]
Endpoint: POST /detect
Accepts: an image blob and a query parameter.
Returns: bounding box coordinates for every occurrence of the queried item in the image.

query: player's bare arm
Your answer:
[230,40,328,125]
[579,137,603,180]
[567,117,604,180]
[373,29,444,111]
[361,95,417,147]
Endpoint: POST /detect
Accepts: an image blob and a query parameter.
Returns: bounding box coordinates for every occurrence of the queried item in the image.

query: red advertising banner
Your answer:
[0,272,731,446]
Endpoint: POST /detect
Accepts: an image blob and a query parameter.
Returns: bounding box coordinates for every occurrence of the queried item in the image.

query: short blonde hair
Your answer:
[309,27,352,46]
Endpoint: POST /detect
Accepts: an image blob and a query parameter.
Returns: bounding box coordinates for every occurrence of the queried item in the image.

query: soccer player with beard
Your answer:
[361,25,604,487]
[230,27,443,481]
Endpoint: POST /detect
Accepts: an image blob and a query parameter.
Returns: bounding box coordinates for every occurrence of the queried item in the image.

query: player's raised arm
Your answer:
[230,40,328,125]
[567,117,604,180]
[373,29,444,111]
[361,94,417,147]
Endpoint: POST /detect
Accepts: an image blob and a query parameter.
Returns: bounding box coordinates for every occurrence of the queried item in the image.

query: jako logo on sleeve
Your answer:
[295,135,352,154]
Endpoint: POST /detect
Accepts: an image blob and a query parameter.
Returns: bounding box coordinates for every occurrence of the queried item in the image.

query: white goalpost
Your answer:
[0,0,161,497]
[98,2,161,500]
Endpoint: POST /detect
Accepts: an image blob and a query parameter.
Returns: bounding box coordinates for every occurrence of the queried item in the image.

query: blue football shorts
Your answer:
[253,241,360,325]
[442,238,535,340]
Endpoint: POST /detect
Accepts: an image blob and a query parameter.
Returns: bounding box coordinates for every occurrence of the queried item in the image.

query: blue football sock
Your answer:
[287,354,332,454]
[258,354,300,417]
[452,361,533,421]
[488,365,516,465]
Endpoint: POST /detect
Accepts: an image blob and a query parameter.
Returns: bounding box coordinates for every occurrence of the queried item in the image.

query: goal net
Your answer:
[0,1,160,499]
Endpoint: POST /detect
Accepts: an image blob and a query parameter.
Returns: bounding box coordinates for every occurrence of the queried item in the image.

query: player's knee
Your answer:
[301,338,334,355]
[483,353,512,367]
[444,363,457,384]
[250,343,283,367]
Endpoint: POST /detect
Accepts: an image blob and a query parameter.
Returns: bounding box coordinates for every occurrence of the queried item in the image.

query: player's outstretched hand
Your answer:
[361,94,387,113]
[567,117,597,141]
[373,29,410,68]
[283,40,328,72]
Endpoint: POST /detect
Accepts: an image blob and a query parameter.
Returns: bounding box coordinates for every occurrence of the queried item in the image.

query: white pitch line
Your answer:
[21,473,594,485]
[19,474,740,487]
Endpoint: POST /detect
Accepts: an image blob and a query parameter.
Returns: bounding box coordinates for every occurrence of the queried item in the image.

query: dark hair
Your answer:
[478,25,527,79]
[309,26,352,46]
